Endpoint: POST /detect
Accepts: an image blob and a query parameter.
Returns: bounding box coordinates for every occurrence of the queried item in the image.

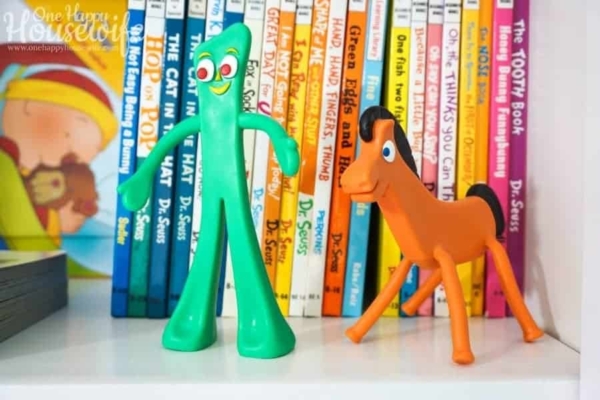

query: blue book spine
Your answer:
[215,0,244,316]
[148,0,187,318]
[167,0,208,316]
[202,0,226,316]
[111,0,147,318]
[342,0,391,317]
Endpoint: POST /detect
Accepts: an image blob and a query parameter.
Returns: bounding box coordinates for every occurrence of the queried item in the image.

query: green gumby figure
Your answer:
[118,23,299,359]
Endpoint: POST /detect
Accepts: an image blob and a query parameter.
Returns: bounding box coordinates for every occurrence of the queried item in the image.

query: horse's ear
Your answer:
[359,105,395,142]
[373,118,395,139]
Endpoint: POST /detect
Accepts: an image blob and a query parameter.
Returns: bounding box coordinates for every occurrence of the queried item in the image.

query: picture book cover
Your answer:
[0,0,127,277]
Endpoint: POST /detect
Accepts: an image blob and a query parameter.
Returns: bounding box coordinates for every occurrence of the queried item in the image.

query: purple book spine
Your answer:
[507,0,529,316]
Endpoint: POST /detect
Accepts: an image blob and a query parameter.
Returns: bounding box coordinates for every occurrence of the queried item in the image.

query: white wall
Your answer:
[525,0,585,350]
[581,0,600,397]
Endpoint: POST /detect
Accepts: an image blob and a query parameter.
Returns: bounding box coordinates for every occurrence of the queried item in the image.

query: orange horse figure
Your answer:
[340,105,544,365]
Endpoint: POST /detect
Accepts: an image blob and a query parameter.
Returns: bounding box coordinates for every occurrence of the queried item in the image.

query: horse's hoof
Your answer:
[452,349,475,365]
[524,327,544,342]
[345,327,363,344]
[400,303,417,316]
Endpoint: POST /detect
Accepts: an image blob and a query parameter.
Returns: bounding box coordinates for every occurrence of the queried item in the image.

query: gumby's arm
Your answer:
[238,113,299,176]
[139,115,201,177]
[118,115,201,211]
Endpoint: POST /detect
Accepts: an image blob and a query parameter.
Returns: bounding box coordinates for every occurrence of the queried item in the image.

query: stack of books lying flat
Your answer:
[0,250,68,342]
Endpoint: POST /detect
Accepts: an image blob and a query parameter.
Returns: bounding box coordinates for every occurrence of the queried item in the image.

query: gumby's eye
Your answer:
[196,58,214,82]
[220,55,238,79]
[382,140,396,163]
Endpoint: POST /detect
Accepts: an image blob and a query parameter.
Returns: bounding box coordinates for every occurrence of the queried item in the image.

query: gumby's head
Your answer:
[193,22,251,101]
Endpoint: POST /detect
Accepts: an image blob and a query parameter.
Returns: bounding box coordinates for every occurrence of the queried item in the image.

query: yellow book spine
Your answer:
[457,0,480,317]
[378,1,412,317]
[471,0,492,316]
[274,0,314,315]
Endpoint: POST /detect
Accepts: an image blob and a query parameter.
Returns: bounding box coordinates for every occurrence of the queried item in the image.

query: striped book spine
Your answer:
[111,0,147,317]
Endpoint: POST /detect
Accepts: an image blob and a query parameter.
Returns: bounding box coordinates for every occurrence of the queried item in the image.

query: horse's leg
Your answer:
[486,238,544,342]
[346,257,412,344]
[401,268,442,316]
[434,247,474,365]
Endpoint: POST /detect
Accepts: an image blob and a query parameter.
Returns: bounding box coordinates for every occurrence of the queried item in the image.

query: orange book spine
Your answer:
[322,0,369,316]
[288,0,331,316]
[260,0,298,287]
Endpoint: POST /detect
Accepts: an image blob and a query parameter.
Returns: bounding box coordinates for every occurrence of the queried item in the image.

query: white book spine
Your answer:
[249,0,281,247]
[241,0,267,195]
[406,0,429,176]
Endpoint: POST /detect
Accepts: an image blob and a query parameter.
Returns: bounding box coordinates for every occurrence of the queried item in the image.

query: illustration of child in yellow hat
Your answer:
[0,43,118,254]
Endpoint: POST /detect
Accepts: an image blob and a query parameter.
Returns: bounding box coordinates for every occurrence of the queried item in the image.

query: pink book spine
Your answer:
[485,0,513,318]
[506,0,529,316]
[418,0,444,317]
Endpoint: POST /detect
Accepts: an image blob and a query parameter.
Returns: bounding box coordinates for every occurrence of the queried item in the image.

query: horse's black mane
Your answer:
[359,105,419,178]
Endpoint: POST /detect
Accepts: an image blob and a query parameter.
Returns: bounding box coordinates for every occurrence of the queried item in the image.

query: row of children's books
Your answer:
[110,0,530,320]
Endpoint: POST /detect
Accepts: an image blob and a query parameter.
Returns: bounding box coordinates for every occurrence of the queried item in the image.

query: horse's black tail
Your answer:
[466,183,505,238]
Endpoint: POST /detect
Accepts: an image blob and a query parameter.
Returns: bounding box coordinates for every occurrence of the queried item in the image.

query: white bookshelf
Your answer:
[0,280,579,399]
[0,0,598,397]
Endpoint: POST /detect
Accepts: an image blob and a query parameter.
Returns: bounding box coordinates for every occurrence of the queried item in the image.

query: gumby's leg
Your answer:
[162,195,224,352]
[224,193,295,359]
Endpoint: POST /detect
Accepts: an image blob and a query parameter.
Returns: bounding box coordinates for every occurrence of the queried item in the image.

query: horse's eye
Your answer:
[382,140,396,163]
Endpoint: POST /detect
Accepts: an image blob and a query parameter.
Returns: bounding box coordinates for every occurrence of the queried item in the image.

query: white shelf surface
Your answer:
[0,280,579,399]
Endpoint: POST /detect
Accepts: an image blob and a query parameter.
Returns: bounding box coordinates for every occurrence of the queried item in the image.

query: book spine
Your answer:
[259,0,297,303]
[215,0,259,317]
[323,0,368,317]
[217,1,247,319]
[303,0,349,317]
[485,0,513,318]
[400,0,428,317]
[455,0,479,317]
[471,0,492,316]
[406,0,428,177]
[224,0,246,24]
[111,0,147,317]
[129,0,167,317]
[147,0,186,318]
[288,0,330,317]
[241,0,266,194]
[372,0,411,318]
[249,0,281,286]
[416,0,443,316]
[217,0,246,318]
[506,0,528,316]
[167,0,207,316]
[197,0,227,316]
[344,0,391,317]
[274,0,314,315]
[433,0,461,317]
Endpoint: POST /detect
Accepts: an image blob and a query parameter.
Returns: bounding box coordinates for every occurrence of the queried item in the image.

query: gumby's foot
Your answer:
[162,315,217,352]
[237,315,296,359]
